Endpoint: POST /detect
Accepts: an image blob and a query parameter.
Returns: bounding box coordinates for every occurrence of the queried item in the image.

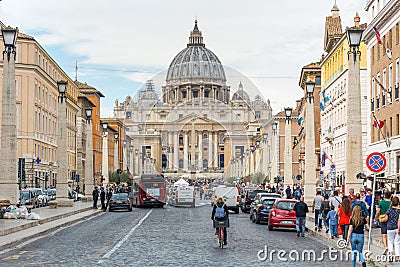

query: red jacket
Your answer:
[338,206,351,225]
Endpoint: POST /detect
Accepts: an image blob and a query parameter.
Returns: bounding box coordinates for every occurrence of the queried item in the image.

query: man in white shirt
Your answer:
[329,190,342,211]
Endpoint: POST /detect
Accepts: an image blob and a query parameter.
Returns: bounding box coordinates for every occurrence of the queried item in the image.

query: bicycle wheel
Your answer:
[219,227,224,249]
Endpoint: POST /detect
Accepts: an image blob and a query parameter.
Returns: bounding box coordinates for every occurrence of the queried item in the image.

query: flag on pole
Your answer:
[375,78,388,93]
[321,151,327,167]
[386,47,392,59]
[322,89,330,103]
[373,116,384,129]
[297,112,304,126]
[373,26,382,44]
[319,101,325,111]
[292,137,299,149]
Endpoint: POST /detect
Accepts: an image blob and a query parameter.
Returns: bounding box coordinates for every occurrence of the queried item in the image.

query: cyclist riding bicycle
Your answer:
[211,197,229,245]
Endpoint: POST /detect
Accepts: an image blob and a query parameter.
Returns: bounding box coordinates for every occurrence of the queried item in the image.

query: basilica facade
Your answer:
[113,21,272,180]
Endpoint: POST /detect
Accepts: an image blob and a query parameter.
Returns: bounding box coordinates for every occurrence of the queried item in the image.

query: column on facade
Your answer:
[190,128,196,169]
[208,131,213,168]
[183,131,188,170]
[168,131,173,169]
[213,131,219,167]
[198,131,203,169]
[173,131,179,169]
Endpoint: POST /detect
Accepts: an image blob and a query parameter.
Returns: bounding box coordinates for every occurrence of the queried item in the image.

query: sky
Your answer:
[1,0,366,117]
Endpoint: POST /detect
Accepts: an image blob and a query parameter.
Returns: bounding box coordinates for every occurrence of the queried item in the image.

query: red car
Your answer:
[268,199,298,231]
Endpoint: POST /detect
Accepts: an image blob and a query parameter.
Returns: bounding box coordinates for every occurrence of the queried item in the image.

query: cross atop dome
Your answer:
[188,19,205,47]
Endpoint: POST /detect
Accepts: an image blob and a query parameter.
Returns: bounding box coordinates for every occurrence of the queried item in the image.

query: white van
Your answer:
[214,186,240,213]
[175,186,195,207]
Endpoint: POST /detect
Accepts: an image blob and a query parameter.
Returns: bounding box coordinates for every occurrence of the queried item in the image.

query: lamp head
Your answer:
[102,123,108,130]
[114,133,119,140]
[346,28,363,48]
[305,81,315,95]
[85,108,92,118]
[2,26,17,48]
[284,107,292,118]
[57,80,68,94]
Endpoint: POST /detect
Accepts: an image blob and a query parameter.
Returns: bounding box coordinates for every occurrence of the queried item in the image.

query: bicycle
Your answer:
[213,219,229,249]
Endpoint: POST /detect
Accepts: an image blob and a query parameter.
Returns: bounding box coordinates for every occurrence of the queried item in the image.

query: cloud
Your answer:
[1,0,366,117]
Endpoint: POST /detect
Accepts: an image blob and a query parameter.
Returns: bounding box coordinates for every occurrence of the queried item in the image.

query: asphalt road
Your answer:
[0,198,354,267]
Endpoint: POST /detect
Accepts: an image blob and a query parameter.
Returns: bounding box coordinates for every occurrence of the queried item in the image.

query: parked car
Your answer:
[240,189,270,213]
[21,189,39,208]
[249,195,282,220]
[250,198,276,224]
[268,199,298,231]
[33,188,47,206]
[109,193,133,212]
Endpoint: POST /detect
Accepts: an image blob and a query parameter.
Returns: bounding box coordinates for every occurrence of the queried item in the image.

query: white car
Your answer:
[213,186,240,214]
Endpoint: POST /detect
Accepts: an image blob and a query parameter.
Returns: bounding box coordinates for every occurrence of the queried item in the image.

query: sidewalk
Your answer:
[306,213,397,266]
[0,201,102,249]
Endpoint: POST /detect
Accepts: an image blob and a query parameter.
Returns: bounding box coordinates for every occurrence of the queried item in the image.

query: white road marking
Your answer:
[98,209,153,262]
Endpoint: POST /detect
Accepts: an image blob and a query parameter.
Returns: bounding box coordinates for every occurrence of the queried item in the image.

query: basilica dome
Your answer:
[166,20,226,86]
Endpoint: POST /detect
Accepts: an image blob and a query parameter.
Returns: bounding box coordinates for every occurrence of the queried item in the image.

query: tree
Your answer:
[251,172,265,184]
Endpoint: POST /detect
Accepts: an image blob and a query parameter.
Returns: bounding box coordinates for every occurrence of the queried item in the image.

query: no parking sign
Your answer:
[366,152,386,173]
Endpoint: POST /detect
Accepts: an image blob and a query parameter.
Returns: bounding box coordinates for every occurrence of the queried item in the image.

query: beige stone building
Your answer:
[364,0,400,189]
[113,21,272,181]
[0,22,79,192]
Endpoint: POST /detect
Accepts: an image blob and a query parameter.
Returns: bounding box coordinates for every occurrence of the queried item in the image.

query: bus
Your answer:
[133,174,167,208]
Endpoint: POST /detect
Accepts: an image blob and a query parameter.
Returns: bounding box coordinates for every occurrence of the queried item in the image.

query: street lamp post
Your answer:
[345,26,364,192]
[0,26,18,203]
[304,81,317,204]
[122,139,127,171]
[56,80,72,206]
[271,121,278,179]
[101,122,108,185]
[114,133,119,172]
[84,108,93,195]
[284,107,293,187]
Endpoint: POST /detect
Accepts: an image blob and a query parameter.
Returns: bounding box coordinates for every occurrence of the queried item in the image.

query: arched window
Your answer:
[179,159,184,169]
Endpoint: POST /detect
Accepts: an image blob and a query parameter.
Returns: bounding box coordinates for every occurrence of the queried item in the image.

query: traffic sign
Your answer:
[331,164,335,169]
[366,152,386,173]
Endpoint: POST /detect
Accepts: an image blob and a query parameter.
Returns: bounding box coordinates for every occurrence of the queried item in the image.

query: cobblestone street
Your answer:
[0,198,354,266]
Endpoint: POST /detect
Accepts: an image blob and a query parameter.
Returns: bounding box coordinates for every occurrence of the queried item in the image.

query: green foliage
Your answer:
[109,170,131,185]
[251,172,265,184]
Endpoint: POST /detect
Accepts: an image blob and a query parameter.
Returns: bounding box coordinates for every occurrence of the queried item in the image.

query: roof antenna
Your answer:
[75,60,78,81]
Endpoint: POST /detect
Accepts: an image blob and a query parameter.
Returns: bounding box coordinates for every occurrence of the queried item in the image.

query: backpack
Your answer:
[215,204,226,219]
[294,190,301,200]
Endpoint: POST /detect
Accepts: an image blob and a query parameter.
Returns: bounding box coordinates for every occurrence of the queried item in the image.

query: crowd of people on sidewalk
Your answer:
[309,187,400,266]
[289,187,400,266]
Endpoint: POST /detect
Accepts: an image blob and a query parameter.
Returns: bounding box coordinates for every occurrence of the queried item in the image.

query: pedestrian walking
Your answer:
[293,186,302,201]
[92,186,99,209]
[347,188,357,203]
[329,190,342,211]
[365,188,373,215]
[293,196,309,237]
[375,190,392,255]
[385,196,400,260]
[285,185,292,199]
[106,187,113,210]
[312,191,323,231]
[100,187,106,211]
[359,188,366,202]
[351,193,370,221]
[327,206,338,239]
[338,198,352,241]
[347,205,369,267]
[320,194,331,233]
[200,187,204,200]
